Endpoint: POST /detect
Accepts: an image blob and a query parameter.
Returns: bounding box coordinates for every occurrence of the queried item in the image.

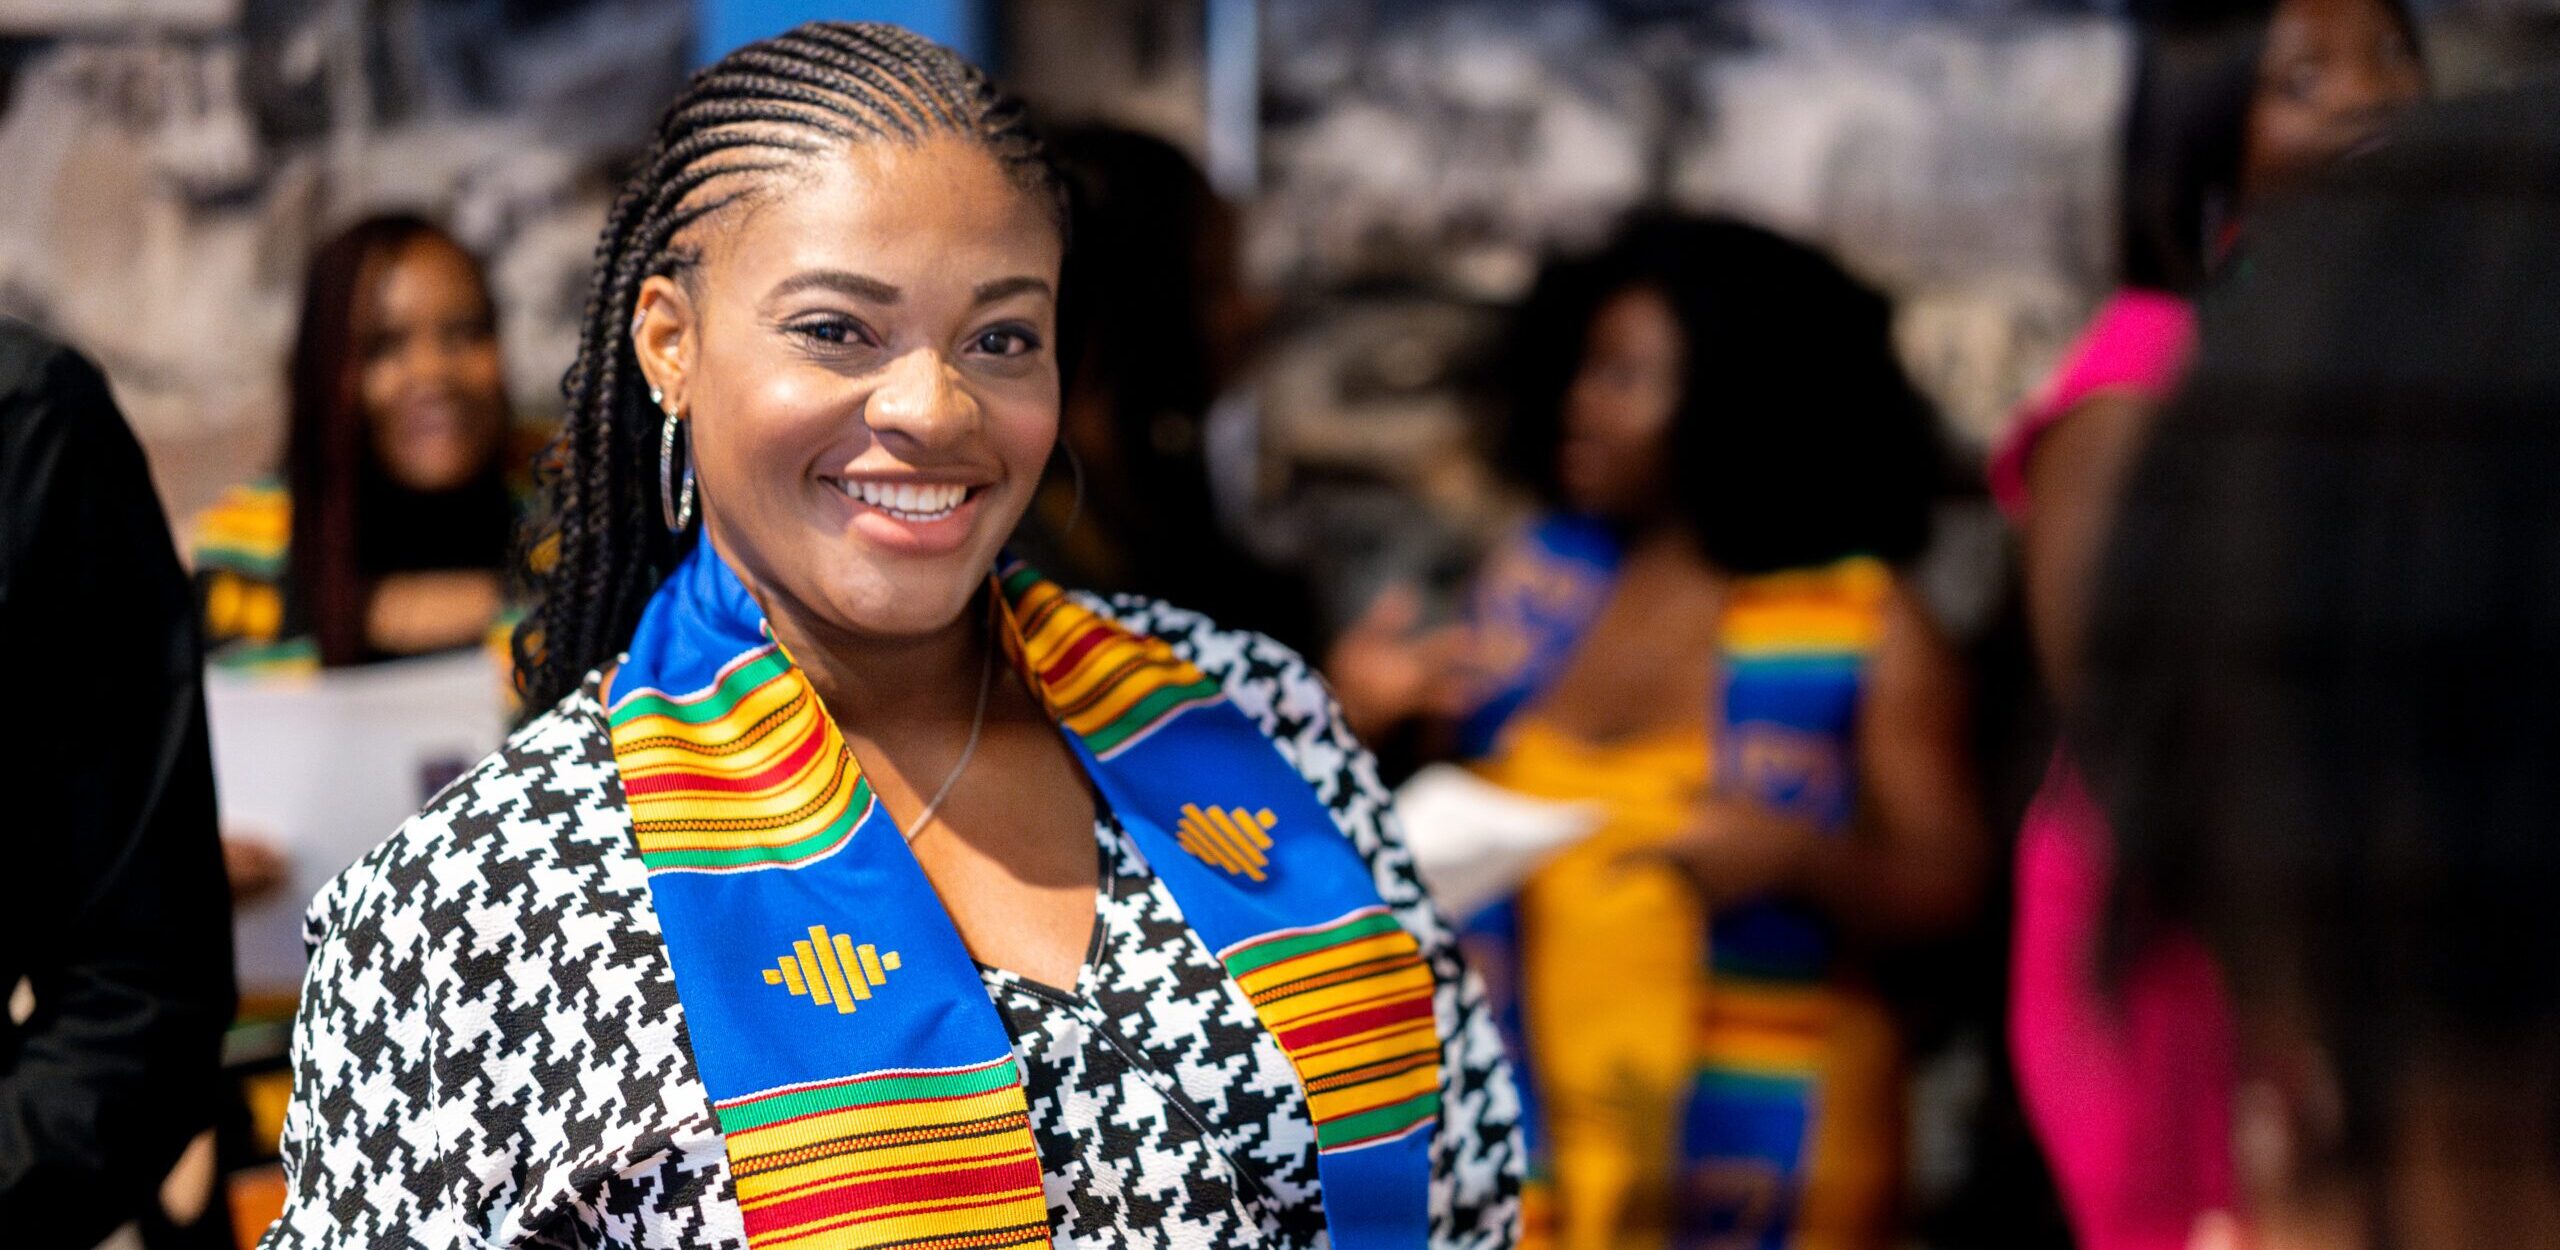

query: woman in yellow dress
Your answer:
[1452,214,1988,1250]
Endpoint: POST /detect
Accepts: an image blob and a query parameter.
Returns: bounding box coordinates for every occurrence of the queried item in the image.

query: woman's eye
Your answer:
[972,326,1039,357]
[2278,61,2323,102]
[789,318,871,348]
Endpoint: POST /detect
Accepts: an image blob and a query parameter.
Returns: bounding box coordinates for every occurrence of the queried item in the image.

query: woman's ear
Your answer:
[631,275,696,415]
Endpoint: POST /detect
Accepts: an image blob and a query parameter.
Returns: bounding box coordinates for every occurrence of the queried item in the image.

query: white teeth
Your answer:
[837,479,968,520]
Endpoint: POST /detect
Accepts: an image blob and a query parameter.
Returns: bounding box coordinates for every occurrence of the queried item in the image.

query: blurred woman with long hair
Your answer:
[1454,213,1986,1249]
[1993,3,2424,1247]
[193,214,518,669]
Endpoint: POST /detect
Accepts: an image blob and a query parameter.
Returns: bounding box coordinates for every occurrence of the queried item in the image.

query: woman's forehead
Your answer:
[707,137,1062,296]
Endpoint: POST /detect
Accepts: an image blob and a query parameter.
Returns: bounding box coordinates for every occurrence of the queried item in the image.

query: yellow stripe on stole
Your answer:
[735,1137,1043,1206]
[1007,580,1075,645]
[633,788,853,854]
[1721,603,1883,654]
[613,674,818,773]
[1723,560,1890,653]
[1048,652,1202,738]
[753,1189,1052,1250]
[729,1086,1032,1160]
[621,695,859,854]
[1247,960,1436,1033]
[1305,1061,1442,1124]
[1695,984,1837,1074]
[1011,590,1208,729]
[735,1130,1038,1200]
[1232,933,1429,1001]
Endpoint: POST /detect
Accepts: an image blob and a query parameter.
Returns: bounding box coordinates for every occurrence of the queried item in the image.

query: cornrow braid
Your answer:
[512,21,1066,712]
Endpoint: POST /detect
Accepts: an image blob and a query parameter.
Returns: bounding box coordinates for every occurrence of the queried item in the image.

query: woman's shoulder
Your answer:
[1075,589,1341,742]
[303,677,643,953]
[1073,589,1410,867]
[1990,288,2198,516]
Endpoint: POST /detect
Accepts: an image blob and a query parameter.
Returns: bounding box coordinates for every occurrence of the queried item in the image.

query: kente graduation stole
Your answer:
[606,543,1441,1250]
[1680,555,1887,1249]
[1455,514,1885,1249]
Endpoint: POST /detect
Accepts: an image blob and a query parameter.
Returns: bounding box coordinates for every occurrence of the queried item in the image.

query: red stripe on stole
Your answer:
[746,1147,1032,1206]
[1275,993,1435,1052]
[754,1201,1045,1250]
[1036,623,1113,686]
[622,715,825,798]
[740,1153,1042,1238]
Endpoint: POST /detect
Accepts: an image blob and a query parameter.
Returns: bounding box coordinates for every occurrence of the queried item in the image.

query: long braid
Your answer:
[513,21,1064,711]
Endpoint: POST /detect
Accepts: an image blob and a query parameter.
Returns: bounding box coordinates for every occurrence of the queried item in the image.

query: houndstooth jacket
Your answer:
[260,594,1524,1250]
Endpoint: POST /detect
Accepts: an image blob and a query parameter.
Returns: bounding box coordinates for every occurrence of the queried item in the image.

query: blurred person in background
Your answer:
[1990,2,2425,1246]
[265,23,1519,1249]
[192,213,522,675]
[0,320,236,1246]
[2079,81,2560,1250]
[1012,124,1319,652]
[1435,213,1986,1249]
[191,213,524,908]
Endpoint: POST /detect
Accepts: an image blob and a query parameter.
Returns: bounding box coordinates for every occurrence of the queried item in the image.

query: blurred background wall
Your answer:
[4,0,2553,533]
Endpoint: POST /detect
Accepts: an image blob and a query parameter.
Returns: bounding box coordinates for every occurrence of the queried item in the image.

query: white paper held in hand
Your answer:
[1390,763,1603,919]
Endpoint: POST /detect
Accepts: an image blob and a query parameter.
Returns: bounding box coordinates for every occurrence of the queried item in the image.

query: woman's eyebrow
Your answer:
[973,276,1053,305]
[769,269,902,303]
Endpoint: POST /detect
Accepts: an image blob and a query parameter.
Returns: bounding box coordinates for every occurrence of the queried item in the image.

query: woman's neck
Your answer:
[775,601,990,743]
[1621,516,1716,575]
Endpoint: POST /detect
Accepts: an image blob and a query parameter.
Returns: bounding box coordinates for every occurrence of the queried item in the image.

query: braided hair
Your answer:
[513,21,1064,710]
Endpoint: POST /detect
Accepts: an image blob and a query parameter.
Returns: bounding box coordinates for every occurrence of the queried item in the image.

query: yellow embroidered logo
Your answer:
[1176,804,1278,881]
[761,925,903,1014]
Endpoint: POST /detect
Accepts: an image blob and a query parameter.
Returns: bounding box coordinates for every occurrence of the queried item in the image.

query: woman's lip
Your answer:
[820,478,989,557]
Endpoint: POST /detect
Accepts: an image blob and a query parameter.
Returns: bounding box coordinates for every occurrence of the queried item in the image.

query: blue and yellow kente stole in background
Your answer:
[606,544,1441,1250]
[1455,514,1888,1250]
[1681,557,1888,1250]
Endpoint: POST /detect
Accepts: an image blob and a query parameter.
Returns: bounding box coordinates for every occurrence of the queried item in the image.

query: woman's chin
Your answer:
[825,587,987,643]
[802,553,999,644]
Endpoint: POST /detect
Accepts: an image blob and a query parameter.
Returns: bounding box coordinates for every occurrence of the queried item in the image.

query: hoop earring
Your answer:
[659,407,696,533]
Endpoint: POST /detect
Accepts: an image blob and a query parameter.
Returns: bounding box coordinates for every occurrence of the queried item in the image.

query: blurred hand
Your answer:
[221,833,292,906]
[1630,795,1812,910]
[1324,582,1470,742]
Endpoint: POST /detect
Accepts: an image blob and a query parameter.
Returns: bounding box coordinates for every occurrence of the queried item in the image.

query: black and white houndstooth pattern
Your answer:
[263,594,1523,1249]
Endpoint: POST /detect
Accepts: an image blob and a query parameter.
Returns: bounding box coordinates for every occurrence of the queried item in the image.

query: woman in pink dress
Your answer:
[1998,3,2425,1247]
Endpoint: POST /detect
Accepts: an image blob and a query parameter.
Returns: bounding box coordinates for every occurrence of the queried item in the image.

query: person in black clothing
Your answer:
[0,319,237,1247]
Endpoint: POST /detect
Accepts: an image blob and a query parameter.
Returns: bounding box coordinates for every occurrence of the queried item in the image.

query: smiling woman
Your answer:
[192,214,519,671]
[260,21,1521,1250]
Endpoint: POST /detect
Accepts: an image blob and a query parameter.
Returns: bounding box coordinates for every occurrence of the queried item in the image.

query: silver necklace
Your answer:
[905,635,996,843]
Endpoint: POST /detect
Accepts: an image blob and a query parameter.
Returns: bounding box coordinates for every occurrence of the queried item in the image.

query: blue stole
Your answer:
[1455,515,1884,1249]
[606,544,1440,1250]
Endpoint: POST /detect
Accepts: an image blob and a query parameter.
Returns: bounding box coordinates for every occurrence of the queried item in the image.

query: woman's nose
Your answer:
[864,347,976,449]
